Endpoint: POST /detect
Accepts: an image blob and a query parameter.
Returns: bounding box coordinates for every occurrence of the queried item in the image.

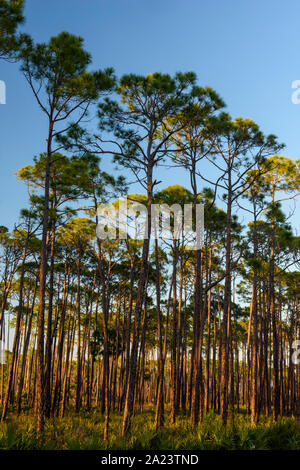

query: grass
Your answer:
[0,407,299,450]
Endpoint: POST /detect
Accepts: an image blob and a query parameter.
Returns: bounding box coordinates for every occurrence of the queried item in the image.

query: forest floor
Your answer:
[0,406,299,450]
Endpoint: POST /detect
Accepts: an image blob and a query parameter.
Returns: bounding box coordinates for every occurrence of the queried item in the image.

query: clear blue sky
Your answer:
[0,0,299,232]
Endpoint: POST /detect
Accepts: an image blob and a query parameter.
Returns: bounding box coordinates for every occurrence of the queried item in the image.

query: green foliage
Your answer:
[20,31,115,107]
[0,410,298,450]
[0,0,27,60]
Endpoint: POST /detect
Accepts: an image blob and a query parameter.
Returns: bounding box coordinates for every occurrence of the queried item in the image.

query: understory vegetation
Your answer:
[0,409,299,450]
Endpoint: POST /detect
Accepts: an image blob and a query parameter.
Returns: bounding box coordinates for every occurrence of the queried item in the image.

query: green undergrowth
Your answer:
[0,407,299,450]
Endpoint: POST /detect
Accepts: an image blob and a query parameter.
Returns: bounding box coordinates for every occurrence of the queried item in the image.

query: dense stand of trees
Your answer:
[0,0,299,443]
